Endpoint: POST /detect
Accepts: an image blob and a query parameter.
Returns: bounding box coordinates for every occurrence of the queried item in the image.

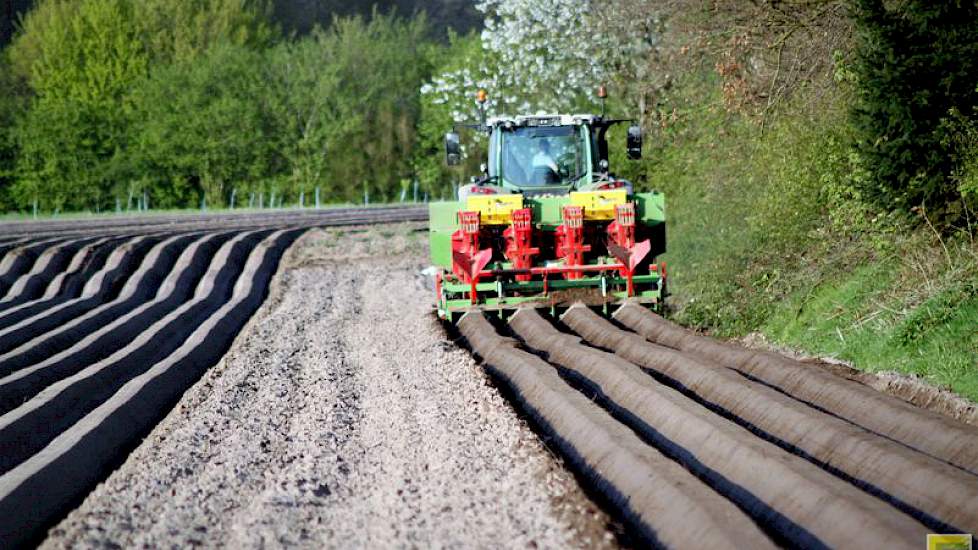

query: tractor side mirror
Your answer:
[445,132,462,166]
[626,125,643,160]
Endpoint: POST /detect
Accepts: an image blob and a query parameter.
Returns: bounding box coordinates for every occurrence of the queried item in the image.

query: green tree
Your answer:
[307,12,431,202]
[6,0,272,211]
[850,0,978,218]
[263,32,354,204]
[0,52,27,211]
[9,0,147,212]
[133,0,273,64]
[415,31,487,199]
[3,0,437,212]
[127,43,275,209]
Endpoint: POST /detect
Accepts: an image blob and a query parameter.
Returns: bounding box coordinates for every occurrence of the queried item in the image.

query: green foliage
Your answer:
[132,0,274,63]
[262,31,357,202]
[762,239,978,401]
[850,0,978,218]
[943,103,978,214]
[127,43,273,208]
[894,282,978,345]
[0,53,25,211]
[1,0,432,211]
[314,12,431,203]
[415,31,487,199]
[9,0,149,94]
[125,12,430,208]
[5,0,273,212]
[13,97,114,211]
[641,61,978,399]
[9,0,147,212]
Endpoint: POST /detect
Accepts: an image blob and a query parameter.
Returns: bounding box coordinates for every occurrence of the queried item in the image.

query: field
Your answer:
[0,211,976,548]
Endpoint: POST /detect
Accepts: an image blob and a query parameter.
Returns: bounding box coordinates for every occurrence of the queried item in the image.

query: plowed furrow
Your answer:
[0,239,69,297]
[614,303,978,475]
[561,305,978,534]
[0,238,29,255]
[0,211,421,250]
[0,236,164,356]
[32,237,113,299]
[0,231,262,426]
[508,308,927,549]
[0,232,227,380]
[457,311,775,549]
[0,229,301,548]
[0,209,426,548]
[0,237,103,309]
[0,235,146,330]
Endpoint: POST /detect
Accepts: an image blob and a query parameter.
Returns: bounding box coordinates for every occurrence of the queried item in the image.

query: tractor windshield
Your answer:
[500,125,587,187]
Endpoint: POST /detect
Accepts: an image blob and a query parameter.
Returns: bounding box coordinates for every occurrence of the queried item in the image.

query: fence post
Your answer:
[33,198,38,219]
[299,191,305,208]
[315,187,320,209]
[259,192,264,209]
[230,188,237,210]
[413,179,419,203]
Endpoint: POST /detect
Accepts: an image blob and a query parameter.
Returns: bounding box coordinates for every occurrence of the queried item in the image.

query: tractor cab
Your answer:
[446,114,643,201]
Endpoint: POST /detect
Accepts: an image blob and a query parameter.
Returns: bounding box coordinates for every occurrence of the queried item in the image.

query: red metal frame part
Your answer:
[478,263,626,278]
[451,210,493,304]
[606,203,650,296]
[607,203,636,250]
[503,208,539,282]
[554,206,591,280]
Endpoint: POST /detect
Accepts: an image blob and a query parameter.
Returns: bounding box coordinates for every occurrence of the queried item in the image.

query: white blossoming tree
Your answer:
[415,0,661,194]
[477,0,607,112]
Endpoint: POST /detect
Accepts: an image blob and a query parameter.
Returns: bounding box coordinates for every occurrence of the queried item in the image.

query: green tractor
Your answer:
[429,91,666,321]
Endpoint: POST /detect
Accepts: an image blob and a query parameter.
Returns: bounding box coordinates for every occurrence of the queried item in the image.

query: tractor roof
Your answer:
[486,114,600,128]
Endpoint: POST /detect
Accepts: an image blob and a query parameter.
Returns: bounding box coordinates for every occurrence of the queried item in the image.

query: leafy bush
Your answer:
[943,102,978,219]
[0,53,24,210]
[127,43,272,209]
[850,0,978,218]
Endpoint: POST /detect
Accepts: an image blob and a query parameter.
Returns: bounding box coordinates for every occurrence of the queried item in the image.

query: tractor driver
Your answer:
[530,139,560,184]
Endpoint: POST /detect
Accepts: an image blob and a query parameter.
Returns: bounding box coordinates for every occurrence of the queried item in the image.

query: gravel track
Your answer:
[39,226,609,549]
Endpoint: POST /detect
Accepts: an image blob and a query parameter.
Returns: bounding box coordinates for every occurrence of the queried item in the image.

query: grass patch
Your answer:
[762,258,978,400]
